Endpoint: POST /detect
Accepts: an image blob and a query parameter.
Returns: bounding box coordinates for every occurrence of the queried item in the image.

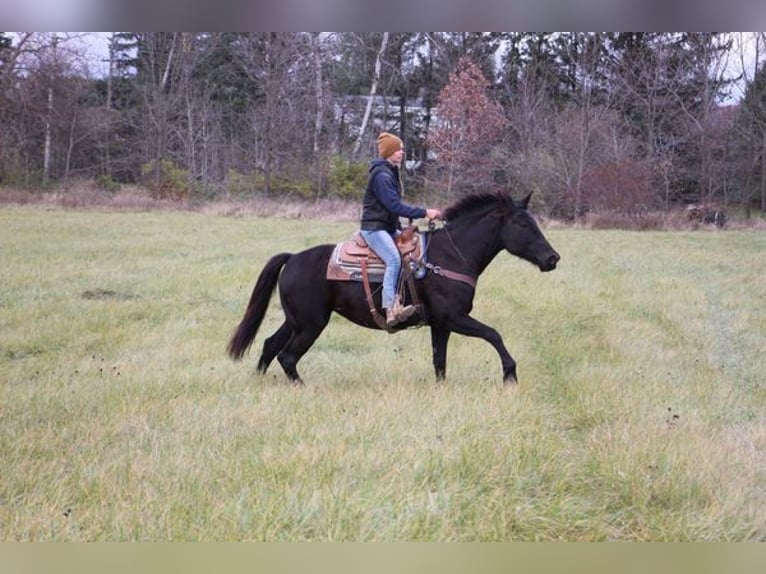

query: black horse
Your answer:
[227,191,560,385]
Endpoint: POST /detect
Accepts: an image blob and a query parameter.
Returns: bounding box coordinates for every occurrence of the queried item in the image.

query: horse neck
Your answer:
[431,210,503,277]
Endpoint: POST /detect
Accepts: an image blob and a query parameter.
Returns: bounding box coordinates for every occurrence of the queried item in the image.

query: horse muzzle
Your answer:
[539,252,560,272]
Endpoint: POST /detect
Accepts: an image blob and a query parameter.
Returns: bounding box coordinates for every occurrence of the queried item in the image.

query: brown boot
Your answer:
[391,295,417,324]
[385,305,416,328]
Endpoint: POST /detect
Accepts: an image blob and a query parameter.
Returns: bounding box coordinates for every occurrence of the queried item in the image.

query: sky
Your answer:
[82,32,110,76]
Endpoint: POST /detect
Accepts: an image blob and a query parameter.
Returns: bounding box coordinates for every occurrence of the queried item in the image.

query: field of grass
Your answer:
[1,205,765,541]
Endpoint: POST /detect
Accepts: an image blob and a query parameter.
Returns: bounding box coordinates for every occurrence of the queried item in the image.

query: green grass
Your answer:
[1,206,765,541]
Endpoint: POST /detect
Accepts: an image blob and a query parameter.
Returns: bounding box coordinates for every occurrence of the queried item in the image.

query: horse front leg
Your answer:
[449,315,518,384]
[430,325,451,380]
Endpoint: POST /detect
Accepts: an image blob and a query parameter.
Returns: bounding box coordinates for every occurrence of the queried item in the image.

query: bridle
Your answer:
[418,219,477,289]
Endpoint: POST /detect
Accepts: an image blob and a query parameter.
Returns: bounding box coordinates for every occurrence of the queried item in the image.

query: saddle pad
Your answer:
[326,242,386,282]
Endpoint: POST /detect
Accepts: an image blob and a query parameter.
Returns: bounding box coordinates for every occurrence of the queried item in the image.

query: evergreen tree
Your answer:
[731,62,766,214]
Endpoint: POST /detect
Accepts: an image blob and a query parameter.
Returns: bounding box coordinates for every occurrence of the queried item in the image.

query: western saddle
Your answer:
[326,225,424,331]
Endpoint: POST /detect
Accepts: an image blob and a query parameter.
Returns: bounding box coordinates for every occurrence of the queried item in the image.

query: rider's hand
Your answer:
[425,208,442,220]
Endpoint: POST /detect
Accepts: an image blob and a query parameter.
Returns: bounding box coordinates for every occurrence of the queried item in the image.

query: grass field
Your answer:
[1,205,765,541]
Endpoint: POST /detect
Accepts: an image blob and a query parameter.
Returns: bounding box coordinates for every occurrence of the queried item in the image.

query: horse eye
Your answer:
[514,215,529,228]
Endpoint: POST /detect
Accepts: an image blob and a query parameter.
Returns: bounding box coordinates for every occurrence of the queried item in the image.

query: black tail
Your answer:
[227,252,291,360]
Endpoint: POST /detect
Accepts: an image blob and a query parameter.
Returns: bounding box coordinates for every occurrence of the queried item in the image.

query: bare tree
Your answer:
[310,33,325,156]
[669,34,733,203]
[0,33,95,185]
[352,32,388,160]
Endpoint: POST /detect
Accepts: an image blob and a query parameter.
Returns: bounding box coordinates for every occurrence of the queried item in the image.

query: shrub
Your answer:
[327,156,367,199]
[581,160,656,215]
[96,174,120,193]
[225,168,260,196]
[140,159,193,200]
[271,174,314,199]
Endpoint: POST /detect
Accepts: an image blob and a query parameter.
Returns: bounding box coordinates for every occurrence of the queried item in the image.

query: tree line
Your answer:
[2,32,766,219]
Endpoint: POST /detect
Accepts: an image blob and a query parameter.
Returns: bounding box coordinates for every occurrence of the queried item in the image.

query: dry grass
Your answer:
[1,199,765,541]
[0,181,361,222]
[3,181,765,231]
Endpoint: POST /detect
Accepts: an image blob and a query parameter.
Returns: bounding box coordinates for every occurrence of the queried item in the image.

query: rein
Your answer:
[420,220,477,289]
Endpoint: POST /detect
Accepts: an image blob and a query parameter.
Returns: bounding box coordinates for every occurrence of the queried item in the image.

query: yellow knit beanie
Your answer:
[377,132,403,159]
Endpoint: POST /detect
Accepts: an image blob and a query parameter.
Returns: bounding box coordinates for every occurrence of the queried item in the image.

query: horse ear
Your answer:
[520,192,533,209]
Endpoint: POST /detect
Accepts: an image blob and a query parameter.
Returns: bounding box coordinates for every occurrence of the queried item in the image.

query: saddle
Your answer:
[327,225,423,283]
[326,225,425,332]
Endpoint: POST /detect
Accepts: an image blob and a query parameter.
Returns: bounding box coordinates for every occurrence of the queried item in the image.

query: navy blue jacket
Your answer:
[360,159,426,232]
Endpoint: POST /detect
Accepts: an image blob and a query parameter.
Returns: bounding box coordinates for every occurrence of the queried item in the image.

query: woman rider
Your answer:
[360,131,442,327]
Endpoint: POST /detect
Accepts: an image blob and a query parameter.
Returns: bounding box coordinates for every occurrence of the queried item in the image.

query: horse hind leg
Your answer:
[276,323,327,385]
[257,321,292,374]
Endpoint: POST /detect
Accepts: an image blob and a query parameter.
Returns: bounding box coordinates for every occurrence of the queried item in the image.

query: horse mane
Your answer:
[442,191,511,222]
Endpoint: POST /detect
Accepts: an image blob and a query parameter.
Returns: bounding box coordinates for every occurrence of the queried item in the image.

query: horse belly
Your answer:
[330,281,384,330]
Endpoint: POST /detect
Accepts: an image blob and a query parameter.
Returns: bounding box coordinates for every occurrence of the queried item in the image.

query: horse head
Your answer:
[499,192,560,272]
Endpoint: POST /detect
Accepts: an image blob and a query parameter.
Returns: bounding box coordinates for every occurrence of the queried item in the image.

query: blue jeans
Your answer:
[360,229,401,309]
